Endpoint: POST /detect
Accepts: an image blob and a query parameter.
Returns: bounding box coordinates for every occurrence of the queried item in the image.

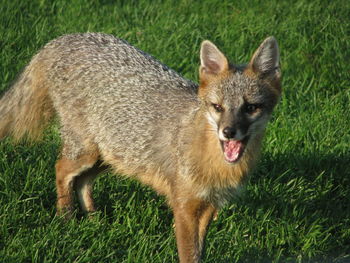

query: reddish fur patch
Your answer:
[172,198,216,262]
[243,66,257,79]
[198,68,231,99]
[183,120,262,206]
[55,149,100,214]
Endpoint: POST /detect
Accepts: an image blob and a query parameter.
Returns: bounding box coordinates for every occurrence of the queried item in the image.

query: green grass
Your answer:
[0,0,349,262]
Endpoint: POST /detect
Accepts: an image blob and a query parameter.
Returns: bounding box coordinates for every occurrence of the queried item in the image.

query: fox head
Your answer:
[198,37,281,164]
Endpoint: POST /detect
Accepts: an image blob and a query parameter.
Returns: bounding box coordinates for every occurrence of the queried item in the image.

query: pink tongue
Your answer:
[224,140,242,163]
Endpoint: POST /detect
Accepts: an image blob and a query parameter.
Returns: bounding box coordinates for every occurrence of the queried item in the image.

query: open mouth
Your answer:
[220,137,249,163]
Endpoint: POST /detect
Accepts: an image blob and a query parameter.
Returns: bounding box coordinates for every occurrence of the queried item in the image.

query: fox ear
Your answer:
[200,40,229,79]
[249,36,280,78]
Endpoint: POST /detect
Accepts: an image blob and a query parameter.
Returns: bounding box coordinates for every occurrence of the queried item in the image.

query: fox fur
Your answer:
[0,33,281,262]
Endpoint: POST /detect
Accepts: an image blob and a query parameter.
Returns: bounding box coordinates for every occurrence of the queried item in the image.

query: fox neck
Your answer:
[186,106,263,191]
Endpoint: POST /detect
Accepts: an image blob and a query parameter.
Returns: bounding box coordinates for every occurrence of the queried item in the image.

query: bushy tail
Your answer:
[0,57,55,141]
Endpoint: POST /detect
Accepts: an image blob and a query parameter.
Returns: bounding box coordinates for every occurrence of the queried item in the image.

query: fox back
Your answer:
[0,33,281,263]
[42,34,200,191]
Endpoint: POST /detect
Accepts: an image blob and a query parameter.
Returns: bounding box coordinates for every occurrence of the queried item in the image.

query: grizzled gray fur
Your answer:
[0,33,281,263]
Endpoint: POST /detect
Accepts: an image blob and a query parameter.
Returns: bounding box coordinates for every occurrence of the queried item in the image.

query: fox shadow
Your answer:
[212,150,350,263]
[247,150,350,216]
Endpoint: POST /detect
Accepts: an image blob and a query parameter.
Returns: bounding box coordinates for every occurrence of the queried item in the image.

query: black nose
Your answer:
[223,127,236,139]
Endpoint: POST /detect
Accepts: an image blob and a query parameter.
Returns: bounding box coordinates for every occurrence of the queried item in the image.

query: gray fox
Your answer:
[0,33,281,262]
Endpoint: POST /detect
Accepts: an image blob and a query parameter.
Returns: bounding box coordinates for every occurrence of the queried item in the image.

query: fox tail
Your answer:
[0,55,54,141]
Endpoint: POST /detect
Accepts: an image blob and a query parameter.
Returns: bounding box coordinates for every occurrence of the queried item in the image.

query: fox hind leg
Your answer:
[74,160,108,214]
[55,140,101,217]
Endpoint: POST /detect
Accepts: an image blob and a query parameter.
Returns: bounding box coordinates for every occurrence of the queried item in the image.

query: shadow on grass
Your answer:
[254,151,350,213]
[219,151,350,263]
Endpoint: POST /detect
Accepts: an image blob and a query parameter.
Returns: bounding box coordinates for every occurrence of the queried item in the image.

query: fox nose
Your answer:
[223,127,236,139]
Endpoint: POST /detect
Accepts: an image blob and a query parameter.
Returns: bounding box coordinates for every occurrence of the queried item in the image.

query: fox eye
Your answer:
[246,104,260,114]
[212,103,224,113]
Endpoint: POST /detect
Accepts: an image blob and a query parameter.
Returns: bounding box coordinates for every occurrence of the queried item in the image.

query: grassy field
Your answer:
[0,0,349,262]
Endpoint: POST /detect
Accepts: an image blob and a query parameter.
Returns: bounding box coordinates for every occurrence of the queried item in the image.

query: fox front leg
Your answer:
[172,198,216,263]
